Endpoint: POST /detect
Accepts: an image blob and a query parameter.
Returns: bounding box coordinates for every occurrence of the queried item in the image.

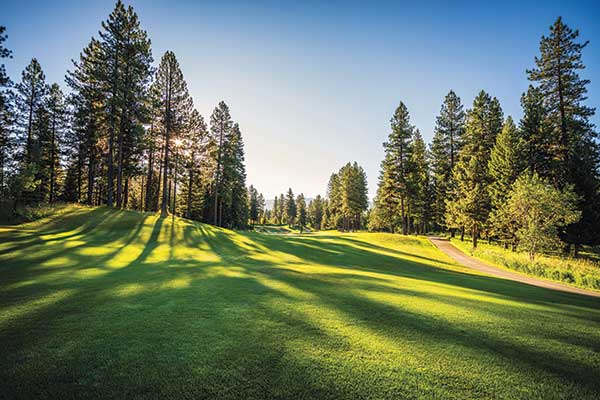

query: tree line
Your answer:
[370,17,599,257]
[1,9,597,252]
[261,162,369,231]
[0,1,249,229]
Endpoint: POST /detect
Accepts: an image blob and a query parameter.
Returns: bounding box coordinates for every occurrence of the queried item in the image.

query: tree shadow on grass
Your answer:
[250,233,600,311]
[1,210,600,399]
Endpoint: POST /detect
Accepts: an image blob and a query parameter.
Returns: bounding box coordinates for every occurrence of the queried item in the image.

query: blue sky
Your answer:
[3,0,600,199]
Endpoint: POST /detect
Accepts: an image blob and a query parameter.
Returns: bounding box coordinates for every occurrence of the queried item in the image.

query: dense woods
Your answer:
[0,1,250,229]
[370,17,599,258]
[0,3,598,259]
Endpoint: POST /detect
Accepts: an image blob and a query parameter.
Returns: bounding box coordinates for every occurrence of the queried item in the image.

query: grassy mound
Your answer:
[1,206,599,399]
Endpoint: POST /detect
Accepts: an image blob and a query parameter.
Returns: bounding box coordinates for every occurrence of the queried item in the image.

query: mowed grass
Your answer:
[1,206,599,399]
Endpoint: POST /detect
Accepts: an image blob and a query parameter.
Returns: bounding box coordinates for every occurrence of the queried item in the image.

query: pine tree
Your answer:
[271,196,279,224]
[14,59,47,166]
[488,116,525,208]
[527,17,600,252]
[519,85,551,177]
[339,162,369,231]
[210,101,233,225]
[446,91,503,248]
[325,173,342,228]
[95,1,153,207]
[154,51,193,217]
[0,26,12,196]
[527,17,595,187]
[308,194,324,230]
[143,81,162,212]
[257,193,266,223]
[0,27,11,88]
[13,59,49,204]
[429,90,465,231]
[296,193,307,230]
[249,185,259,225]
[66,38,105,205]
[370,102,414,234]
[219,122,248,229]
[181,109,208,219]
[277,194,285,224]
[43,84,67,203]
[285,188,296,225]
[408,130,429,234]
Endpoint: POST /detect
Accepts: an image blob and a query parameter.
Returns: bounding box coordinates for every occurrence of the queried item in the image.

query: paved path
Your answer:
[428,237,600,299]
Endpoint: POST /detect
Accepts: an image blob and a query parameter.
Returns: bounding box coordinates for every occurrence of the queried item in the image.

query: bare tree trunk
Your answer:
[144,144,154,211]
[214,126,224,226]
[157,140,164,211]
[86,155,95,206]
[49,116,56,203]
[123,177,129,209]
[140,175,145,211]
[400,196,406,235]
[116,124,125,208]
[77,148,82,202]
[26,83,35,163]
[107,47,120,208]
[186,161,193,218]
[160,73,172,218]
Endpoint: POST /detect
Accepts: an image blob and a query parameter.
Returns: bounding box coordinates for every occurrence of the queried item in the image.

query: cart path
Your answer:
[428,237,600,298]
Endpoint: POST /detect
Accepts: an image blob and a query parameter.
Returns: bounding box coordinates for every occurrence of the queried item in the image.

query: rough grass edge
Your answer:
[450,237,600,292]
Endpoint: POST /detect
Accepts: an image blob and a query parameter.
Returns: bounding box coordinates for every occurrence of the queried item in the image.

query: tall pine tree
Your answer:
[527,17,600,252]
[154,51,193,217]
[370,102,414,234]
[446,91,503,248]
[429,90,465,231]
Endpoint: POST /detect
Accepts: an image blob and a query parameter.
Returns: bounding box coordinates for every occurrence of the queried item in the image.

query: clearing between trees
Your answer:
[1,206,599,399]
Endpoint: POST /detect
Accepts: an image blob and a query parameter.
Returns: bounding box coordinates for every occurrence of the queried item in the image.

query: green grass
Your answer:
[450,238,600,291]
[1,206,599,399]
[253,224,313,234]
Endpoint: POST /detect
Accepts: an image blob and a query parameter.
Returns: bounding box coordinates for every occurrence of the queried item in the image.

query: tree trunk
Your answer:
[116,126,125,208]
[157,140,164,211]
[574,243,581,258]
[86,156,95,206]
[172,154,178,217]
[460,226,465,241]
[186,163,193,219]
[160,73,172,218]
[140,175,145,211]
[0,154,4,197]
[400,196,406,235]
[26,82,35,163]
[49,117,56,204]
[77,149,82,202]
[472,225,478,249]
[214,125,225,226]
[107,47,120,208]
[218,200,223,227]
[123,177,129,209]
[144,146,154,212]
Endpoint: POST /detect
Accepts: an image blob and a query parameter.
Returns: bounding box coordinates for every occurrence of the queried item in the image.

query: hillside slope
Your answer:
[1,206,599,399]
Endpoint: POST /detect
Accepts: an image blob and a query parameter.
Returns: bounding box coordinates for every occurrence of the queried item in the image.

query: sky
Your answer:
[3,0,600,200]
